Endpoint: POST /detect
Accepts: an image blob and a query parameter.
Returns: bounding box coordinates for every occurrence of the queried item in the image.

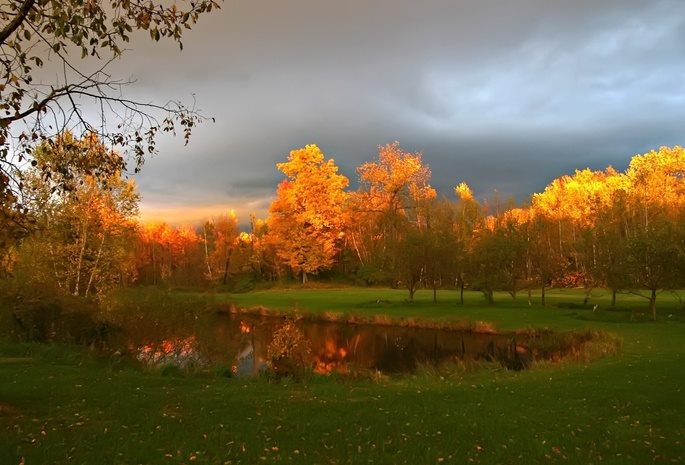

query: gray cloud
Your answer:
[117,0,685,224]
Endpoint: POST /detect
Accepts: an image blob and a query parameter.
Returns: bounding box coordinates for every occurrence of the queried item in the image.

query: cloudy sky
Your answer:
[118,0,685,225]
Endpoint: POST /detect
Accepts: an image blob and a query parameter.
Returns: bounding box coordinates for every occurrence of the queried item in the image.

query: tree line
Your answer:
[3,136,685,319]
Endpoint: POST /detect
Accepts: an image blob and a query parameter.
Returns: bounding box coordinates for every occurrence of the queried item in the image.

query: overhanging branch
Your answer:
[0,0,36,45]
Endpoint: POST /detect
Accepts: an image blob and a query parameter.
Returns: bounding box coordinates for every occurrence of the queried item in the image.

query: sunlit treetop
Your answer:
[454,182,474,202]
[273,144,349,229]
[268,144,349,278]
[357,141,436,214]
[625,146,685,210]
[531,167,625,226]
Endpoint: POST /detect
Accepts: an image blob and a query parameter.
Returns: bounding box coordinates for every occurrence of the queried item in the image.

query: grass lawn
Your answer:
[1,287,684,464]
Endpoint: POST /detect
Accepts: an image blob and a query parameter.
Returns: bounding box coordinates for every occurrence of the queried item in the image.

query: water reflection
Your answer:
[137,336,203,368]
[126,313,533,375]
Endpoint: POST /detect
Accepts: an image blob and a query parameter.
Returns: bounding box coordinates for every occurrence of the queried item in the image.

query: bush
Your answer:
[355,265,391,286]
[266,320,311,380]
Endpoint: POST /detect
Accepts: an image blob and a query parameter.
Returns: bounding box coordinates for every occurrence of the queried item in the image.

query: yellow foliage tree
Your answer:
[268,145,349,283]
[349,142,436,269]
[531,167,625,227]
[625,146,685,226]
[356,141,436,215]
[621,146,685,317]
[15,133,139,297]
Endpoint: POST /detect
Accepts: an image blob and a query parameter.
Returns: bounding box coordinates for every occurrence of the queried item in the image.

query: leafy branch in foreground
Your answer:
[0,0,220,226]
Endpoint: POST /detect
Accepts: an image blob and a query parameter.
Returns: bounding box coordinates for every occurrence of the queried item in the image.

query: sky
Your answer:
[115,0,685,225]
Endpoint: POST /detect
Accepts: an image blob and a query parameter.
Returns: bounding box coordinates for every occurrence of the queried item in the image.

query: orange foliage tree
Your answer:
[13,133,139,297]
[349,142,436,283]
[268,145,349,283]
[355,141,436,217]
[202,211,240,285]
[137,222,204,286]
[346,142,438,298]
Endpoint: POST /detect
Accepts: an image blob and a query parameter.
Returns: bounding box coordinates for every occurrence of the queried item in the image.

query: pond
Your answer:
[9,304,612,376]
[111,311,539,375]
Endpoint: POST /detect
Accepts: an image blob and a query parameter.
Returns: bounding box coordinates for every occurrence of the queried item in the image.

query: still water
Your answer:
[114,311,533,375]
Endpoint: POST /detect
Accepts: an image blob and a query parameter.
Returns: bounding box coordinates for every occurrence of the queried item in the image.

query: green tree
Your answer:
[624,222,684,319]
[527,215,566,306]
[422,197,458,303]
[390,218,425,301]
[469,212,527,305]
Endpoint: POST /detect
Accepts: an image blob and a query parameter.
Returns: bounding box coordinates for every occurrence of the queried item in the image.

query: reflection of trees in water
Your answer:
[137,337,203,368]
[304,324,352,374]
[125,313,533,374]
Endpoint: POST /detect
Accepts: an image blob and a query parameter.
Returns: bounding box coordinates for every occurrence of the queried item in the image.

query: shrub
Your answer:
[266,320,311,380]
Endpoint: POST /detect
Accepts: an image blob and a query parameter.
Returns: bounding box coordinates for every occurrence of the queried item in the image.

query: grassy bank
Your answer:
[1,287,684,464]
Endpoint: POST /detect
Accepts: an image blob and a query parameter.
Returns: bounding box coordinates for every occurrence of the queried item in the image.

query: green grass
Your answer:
[1,287,684,464]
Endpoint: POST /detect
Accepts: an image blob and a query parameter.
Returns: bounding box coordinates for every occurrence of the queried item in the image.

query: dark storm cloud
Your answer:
[121,0,685,223]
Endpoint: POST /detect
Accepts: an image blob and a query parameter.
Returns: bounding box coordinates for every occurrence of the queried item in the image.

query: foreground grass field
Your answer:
[1,288,684,464]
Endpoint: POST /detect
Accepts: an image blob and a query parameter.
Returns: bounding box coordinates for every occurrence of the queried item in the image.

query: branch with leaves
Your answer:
[0,0,220,227]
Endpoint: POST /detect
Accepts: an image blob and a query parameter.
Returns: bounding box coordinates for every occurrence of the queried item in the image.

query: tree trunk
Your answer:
[541,285,546,307]
[48,244,62,289]
[527,288,532,306]
[649,288,657,321]
[432,283,437,303]
[459,279,464,305]
[203,225,212,280]
[222,248,233,285]
[151,243,157,285]
[350,231,365,266]
[611,288,616,307]
[409,284,416,301]
[73,223,88,296]
[484,288,494,304]
[85,234,106,298]
[302,270,307,284]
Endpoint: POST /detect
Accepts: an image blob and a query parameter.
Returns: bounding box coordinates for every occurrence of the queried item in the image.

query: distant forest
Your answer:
[3,135,685,318]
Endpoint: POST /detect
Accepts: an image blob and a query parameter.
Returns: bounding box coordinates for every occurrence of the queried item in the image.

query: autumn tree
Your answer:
[453,182,481,304]
[350,142,436,294]
[593,189,631,306]
[14,133,139,297]
[0,0,220,238]
[136,222,204,287]
[202,211,239,285]
[356,142,436,217]
[246,214,282,282]
[268,145,349,283]
[620,147,685,318]
[469,211,526,305]
[0,177,24,276]
[527,215,566,306]
[390,219,426,301]
[422,198,459,302]
[532,167,625,301]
